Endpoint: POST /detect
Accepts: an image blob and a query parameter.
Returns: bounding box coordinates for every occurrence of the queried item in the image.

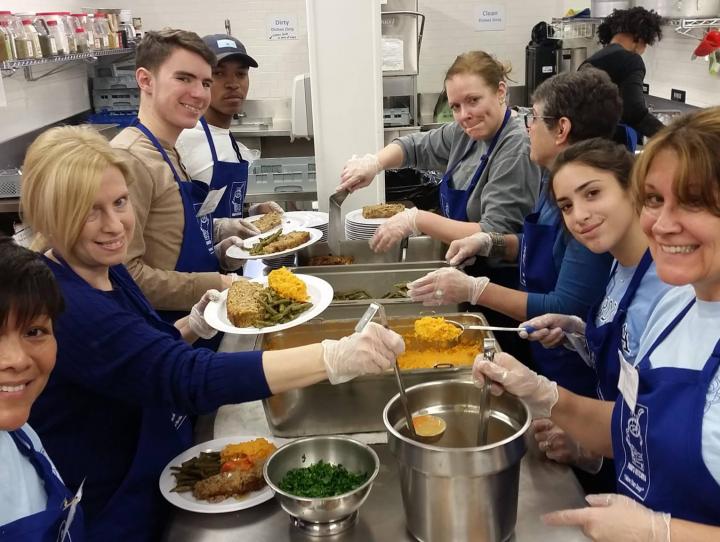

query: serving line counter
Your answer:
[162,333,589,542]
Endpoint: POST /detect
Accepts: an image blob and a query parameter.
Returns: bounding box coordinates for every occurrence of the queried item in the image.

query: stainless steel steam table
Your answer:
[162,335,589,541]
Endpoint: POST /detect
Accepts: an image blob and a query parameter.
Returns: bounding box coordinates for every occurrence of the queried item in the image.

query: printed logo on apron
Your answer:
[170,413,188,430]
[519,242,528,288]
[193,203,213,249]
[231,181,246,216]
[618,401,650,501]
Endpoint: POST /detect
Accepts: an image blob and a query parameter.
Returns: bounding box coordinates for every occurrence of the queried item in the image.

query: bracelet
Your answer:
[487,232,506,259]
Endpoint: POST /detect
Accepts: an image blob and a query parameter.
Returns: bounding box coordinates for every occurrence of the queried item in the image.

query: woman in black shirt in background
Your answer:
[582,7,664,148]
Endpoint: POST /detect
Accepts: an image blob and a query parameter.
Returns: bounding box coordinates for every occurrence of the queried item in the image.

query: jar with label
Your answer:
[71,13,94,52]
[93,13,111,50]
[58,13,76,54]
[36,13,68,55]
[74,27,89,53]
[0,19,16,61]
[13,19,33,60]
[20,19,42,59]
[35,18,58,57]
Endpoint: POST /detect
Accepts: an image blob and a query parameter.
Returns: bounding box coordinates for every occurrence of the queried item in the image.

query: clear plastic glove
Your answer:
[369,208,421,253]
[543,493,671,542]
[532,419,603,474]
[248,201,283,216]
[519,313,587,348]
[338,153,382,192]
[321,322,405,384]
[473,352,559,419]
[188,289,221,339]
[445,232,492,267]
[214,236,245,272]
[407,267,490,306]
[214,217,260,241]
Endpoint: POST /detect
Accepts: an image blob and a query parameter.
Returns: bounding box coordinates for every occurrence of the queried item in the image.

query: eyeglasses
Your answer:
[518,108,557,129]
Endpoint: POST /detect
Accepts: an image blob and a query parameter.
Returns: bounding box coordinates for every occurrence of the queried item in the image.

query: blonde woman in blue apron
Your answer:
[176,34,283,229]
[474,108,720,540]
[339,51,540,251]
[0,238,84,542]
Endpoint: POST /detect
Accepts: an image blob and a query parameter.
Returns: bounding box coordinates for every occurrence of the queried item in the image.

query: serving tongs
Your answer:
[328,189,349,256]
[355,303,446,443]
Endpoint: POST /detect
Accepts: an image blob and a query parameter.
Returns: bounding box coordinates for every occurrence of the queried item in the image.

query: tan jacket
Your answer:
[111,126,223,311]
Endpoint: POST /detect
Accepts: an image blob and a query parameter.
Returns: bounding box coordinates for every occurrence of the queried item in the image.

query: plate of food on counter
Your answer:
[159,436,285,513]
[226,226,323,260]
[245,211,304,234]
[204,267,333,334]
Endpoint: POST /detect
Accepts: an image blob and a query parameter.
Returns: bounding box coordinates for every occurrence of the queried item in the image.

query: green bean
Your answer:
[170,451,221,493]
[249,230,282,255]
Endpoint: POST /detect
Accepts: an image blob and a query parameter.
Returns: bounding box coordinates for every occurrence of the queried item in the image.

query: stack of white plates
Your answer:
[262,254,296,270]
[284,211,329,242]
[344,208,389,240]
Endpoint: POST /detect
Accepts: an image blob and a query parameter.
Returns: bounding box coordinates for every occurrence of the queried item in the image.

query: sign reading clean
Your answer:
[268,15,298,40]
[474,5,506,31]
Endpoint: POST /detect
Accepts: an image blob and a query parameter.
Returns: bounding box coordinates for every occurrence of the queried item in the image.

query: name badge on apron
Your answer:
[618,351,639,412]
[196,186,227,217]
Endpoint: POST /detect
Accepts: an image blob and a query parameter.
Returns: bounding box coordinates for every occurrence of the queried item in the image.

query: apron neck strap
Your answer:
[131,119,184,184]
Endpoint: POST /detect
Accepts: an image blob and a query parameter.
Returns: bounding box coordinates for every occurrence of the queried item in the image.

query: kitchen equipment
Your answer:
[447,321,526,333]
[557,46,587,74]
[592,0,630,17]
[328,189,348,255]
[384,379,531,542]
[381,0,425,127]
[357,303,446,443]
[263,435,380,536]
[476,338,495,446]
[290,73,312,141]
[258,312,500,436]
[632,0,720,18]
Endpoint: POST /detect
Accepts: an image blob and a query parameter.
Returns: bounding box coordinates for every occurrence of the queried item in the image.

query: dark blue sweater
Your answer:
[30,260,269,541]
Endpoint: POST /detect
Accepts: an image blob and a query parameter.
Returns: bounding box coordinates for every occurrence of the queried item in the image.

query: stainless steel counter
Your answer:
[162,331,589,541]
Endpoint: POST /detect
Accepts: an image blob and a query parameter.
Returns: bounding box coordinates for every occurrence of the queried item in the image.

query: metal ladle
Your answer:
[355,303,446,444]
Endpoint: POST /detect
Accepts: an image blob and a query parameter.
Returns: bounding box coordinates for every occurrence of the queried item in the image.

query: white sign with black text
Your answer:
[268,15,298,41]
[474,5,506,32]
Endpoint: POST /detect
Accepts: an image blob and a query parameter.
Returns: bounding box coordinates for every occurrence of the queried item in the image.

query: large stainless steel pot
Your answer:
[592,0,630,17]
[632,0,720,17]
[384,380,531,542]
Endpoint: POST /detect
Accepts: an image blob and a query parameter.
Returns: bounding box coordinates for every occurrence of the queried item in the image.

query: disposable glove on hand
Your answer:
[532,419,603,474]
[321,322,405,384]
[407,267,490,306]
[188,289,221,339]
[214,217,260,241]
[220,272,242,291]
[473,352,559,419]
[338,153,382,192]
[543,493,671,542]
[445,232,493,267]
[369,208,421,253]
[248,201,284,216]
[215,236,246,272]
[519,314,587,347]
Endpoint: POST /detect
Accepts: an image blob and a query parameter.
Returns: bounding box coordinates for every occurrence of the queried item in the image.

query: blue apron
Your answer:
[1,429,84,542]
[519,187,598,397]
[619,123,638,153]
[612,299,720,524]
[199,117,248,219]
[586,250,652,401]
[132,120,223,349]
[439,108,511,221]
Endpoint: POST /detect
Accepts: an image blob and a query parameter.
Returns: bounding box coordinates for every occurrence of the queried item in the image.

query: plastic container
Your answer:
[58,13,76,53]
[93,13,111,50]
[0,20,14,61]
[36,13,68,55]
[74,27,89,53]
[39,20,60,56]
[70,14,94,52]
[20,19,42,59]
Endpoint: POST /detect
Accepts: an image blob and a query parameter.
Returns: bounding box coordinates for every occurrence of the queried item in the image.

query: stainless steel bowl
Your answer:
[263,436,380,535]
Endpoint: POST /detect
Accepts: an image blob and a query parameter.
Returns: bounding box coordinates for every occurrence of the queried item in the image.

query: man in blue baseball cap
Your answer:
[176,34,282,234]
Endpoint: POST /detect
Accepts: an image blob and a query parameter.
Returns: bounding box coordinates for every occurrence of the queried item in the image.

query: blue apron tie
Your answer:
[1,429,85,542]
[612,298,720,524]
[199,117,249,219]
[438,108,512,221]
[585,249,653,401]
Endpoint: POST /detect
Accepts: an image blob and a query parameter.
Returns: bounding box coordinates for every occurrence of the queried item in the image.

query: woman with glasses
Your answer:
[581,7,665,150]
[410,69,618,400]
[338,50,541,251]
[474,106,720,542]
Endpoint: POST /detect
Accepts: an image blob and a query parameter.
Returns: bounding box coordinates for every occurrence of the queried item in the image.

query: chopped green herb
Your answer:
[278,460,369,498]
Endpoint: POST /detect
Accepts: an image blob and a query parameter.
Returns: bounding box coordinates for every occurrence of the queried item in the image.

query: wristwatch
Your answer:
[487,232,506,259]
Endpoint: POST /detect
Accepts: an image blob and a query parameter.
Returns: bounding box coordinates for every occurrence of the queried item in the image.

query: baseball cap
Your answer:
[203,34,258,68]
